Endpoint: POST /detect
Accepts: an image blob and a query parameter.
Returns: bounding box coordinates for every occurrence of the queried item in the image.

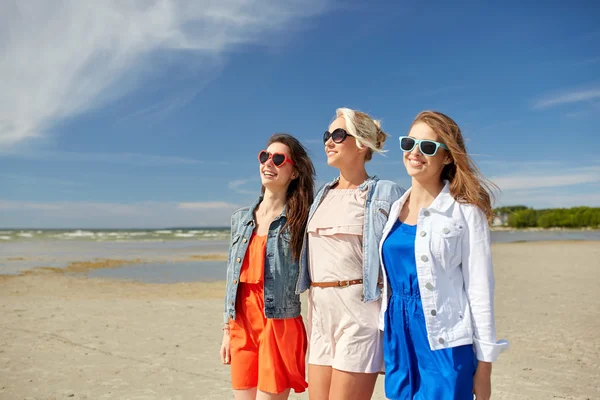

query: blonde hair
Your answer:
[335,107,388,161]
[412,111,498,222]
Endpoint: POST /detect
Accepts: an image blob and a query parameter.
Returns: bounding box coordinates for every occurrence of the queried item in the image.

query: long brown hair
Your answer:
[263,134,315,261]
[412,111,498,223]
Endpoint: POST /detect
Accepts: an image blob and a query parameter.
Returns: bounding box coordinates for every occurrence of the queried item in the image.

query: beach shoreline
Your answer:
[1,241,599,399]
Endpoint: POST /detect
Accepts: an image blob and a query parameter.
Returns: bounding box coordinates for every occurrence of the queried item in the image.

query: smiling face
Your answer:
[403,122,450,184]
[324,116,367,169]
[259,141,296,191]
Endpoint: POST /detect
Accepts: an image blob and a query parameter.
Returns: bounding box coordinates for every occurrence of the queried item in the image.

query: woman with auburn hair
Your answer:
[379,111,508,400]
[220,134,315,400]
[296,108,404,400]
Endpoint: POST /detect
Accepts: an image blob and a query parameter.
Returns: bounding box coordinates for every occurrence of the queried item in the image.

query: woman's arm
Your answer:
[461,206,508,362]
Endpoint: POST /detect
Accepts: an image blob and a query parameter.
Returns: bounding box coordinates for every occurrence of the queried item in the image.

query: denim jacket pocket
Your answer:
[372,199,392,240]
[431,222,462,268]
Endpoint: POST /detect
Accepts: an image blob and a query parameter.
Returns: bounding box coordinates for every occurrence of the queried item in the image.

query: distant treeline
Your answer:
[494,206,600,228]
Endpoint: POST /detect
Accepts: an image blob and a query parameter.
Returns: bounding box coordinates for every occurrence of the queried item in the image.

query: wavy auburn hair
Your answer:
[262,134,315,262]
[412,111,498,223]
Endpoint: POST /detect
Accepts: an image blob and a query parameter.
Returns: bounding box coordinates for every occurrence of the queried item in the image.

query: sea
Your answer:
[1,228,599,282]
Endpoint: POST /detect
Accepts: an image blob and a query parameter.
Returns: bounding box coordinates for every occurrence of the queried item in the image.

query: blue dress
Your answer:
[382,220,477,400]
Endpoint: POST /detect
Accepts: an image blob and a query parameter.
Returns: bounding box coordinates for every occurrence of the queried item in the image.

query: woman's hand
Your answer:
[473,361,492,400]
[220,330,231,364]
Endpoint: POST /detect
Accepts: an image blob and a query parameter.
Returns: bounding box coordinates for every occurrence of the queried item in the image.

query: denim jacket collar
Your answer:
[325,175,379,192]
[241,196,287,226]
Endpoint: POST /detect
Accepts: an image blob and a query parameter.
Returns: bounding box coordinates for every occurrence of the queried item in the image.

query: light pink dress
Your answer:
[307,189,384,373]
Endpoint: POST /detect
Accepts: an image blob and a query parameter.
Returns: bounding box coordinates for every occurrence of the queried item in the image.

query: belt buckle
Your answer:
[339,280,350,288]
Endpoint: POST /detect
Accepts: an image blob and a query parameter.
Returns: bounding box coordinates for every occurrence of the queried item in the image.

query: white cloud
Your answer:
[496,190,600,208]
[0,173,83,187]
[0,200,239,228]
[533,87,600,109]
[0,149,205,166]
[0,200,62,211]
[491,168,600,191]
[490,164,600,207]
[0,0,330,149]
[178,201,238,210]
[228,177,258,195]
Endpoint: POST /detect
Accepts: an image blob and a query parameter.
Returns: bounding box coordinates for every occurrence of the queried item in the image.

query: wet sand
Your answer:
[0,241,599,399]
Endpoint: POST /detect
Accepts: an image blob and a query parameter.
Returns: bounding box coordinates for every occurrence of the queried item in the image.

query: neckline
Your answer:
[396,220,417,233]
[330,188,361,192]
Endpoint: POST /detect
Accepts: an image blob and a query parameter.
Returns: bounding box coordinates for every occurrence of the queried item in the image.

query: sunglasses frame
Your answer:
[323,128,350,145]
[399,136,449,157]
[258,150,295,167]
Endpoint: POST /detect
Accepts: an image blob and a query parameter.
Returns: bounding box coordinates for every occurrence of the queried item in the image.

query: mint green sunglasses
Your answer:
[399,136,449,156]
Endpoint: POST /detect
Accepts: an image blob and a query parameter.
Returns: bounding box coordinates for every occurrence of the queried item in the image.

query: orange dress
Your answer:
[229,233,308,394]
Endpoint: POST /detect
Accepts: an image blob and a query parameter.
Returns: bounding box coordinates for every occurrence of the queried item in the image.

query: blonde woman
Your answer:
[296,108,404,400]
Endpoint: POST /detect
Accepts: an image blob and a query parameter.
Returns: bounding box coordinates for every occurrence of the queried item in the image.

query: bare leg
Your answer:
[234,388,258,400]
[329,369,379,400]
[255,388,291,400]
[308,364,333,400]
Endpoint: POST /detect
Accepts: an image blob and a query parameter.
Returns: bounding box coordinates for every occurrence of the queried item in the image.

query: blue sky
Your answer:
[1,0,599,228]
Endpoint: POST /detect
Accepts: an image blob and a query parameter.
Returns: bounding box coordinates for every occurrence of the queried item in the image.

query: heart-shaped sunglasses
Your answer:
[258,150,295,167]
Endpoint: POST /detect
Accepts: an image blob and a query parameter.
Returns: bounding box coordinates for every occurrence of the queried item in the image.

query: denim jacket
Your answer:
[223,197,302,323]
[296,176,405,302]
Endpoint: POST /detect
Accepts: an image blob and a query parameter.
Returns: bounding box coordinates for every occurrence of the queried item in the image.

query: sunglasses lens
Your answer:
[259,151,270,164]
[400,137,415,152]
[323,131,331,144]
[272,153,286,166]
[331,129,347,143]
[420,141,437,155]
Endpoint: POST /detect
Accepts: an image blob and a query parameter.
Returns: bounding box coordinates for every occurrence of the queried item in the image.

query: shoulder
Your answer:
[232,206,250,217]
[454,202,489,230]
[315,182,327,196]
[456,202,483,218]
[315,178,336,196]
[373,179,406,199]
[230,206,250,226]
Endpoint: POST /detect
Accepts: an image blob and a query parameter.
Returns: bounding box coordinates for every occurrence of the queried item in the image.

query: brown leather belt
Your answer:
[310,279,363,288]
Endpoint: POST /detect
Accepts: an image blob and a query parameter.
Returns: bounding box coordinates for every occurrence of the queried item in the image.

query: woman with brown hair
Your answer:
[379,111,508,400]
[220,133,315,400]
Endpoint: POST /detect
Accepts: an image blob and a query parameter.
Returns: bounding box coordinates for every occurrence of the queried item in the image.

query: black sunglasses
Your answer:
[323,128,350,145]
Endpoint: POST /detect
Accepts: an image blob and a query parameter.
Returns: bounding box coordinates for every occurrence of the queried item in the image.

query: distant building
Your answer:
[493,213,509,226]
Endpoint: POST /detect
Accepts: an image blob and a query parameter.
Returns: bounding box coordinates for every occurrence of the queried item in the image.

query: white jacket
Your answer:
[378,182,508,362]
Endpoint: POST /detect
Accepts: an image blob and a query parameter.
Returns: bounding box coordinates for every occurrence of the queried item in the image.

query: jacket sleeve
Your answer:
[223,213,236,324]
[461,206,509,362]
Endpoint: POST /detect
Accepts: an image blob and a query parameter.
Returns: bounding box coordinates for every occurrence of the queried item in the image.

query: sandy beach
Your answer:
[1,241,599,400]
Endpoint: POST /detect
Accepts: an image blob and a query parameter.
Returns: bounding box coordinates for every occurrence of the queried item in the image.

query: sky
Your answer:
[1,0,599,228]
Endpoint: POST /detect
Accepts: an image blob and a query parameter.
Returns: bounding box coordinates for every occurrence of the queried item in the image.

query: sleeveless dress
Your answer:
[381,220,477,399]
[229,232,308,394]
[307,188,384,373]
